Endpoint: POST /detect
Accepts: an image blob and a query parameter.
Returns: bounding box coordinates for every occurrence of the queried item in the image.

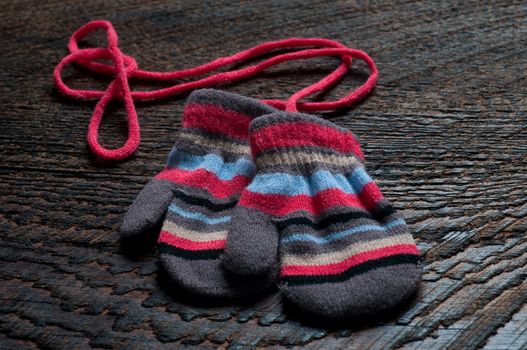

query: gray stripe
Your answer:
[180,128,249,147]
[154,180,243,203]
[253,162,363,176]
[274,205,372,222]
[279,215,406,236]
[169,195,235,216]
[171,187,240,207]
[171,140,252,163]
[259,144,363,159]
[277,209,404,230]
[177,129,250,155]
[256,150,362,169]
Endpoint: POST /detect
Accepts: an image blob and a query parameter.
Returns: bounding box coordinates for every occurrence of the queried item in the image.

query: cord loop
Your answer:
[54,20,378,161]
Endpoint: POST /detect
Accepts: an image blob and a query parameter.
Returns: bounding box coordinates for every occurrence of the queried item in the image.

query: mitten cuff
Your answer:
[182,89,278,141]
[249,112,364,173]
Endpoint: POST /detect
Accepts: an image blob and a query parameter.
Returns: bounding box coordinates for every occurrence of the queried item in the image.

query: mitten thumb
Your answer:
[121,179,174,238]
[222,205,279,276]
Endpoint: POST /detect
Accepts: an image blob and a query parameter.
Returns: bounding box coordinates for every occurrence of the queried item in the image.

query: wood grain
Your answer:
[1,0,526,349]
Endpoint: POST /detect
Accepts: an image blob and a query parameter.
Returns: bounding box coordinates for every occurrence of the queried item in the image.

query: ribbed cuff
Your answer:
[183,89,278,141]
[186,89,277,118]
[249,112,364,172]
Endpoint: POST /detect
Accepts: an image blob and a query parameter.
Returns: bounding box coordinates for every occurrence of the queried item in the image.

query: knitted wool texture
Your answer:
[121,89,277,298]
[224,112,421,318]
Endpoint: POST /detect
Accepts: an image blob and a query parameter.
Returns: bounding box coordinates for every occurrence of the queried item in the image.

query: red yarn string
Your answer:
[54,20,378,161]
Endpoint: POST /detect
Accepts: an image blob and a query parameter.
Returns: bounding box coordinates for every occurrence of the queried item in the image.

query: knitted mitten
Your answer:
[225,112,421,318]
[121,89,277,298]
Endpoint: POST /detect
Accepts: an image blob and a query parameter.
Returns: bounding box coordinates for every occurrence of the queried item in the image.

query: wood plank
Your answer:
[1,0,526,348]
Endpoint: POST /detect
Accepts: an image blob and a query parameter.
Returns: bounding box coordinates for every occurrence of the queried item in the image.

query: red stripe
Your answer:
[239,188,369,216]
[156,168,250,199]
[252,122,363,159]
[281,244,419,276]
[359,182,384,209]
[183,103,252,140]
[158,230,226,251]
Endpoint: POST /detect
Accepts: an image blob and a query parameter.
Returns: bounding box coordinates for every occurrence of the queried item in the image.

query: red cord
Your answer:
[54,20,378,161]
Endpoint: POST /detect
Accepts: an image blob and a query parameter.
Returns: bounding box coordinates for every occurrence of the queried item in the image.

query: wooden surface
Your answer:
[1,0,526,349]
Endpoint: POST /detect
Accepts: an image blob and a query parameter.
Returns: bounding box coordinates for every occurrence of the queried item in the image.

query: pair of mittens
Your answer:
[223,113,421,318]
[121,88,421,318]
[121,89,277,298]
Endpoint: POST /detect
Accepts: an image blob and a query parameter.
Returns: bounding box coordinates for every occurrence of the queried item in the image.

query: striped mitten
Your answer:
[121,89,277,298]
[225,112,421,318]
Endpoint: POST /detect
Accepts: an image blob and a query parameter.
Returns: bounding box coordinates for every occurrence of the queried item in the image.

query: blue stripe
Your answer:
[166,148,255,180]
[168,204,231,225]
[280,218,406,245]
[246,168,374,196]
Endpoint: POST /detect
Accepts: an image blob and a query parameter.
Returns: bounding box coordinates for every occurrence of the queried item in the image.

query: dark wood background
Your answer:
[1,0,526,349]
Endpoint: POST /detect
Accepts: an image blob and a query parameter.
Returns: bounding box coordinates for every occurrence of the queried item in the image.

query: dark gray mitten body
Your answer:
[227,112,421,318]
[121,89,279,298]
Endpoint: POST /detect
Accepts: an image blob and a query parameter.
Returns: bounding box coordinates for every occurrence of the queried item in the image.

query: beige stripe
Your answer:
[179,132,249,155]
[282,234,416,267]
[257,151,361,168]
[162,220,227,242]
